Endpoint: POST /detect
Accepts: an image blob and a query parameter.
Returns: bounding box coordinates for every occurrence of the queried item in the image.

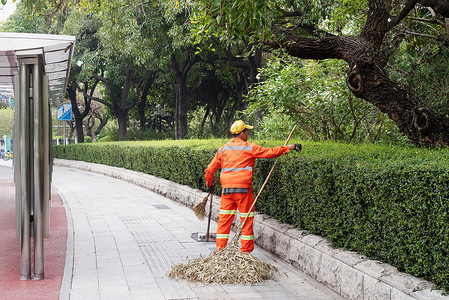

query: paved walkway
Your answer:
[0,158,343,299]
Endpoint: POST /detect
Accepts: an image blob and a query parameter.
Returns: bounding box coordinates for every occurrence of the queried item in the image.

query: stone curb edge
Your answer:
[53,159,447,300]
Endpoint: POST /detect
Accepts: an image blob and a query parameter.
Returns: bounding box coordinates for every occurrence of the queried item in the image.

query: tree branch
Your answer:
[78,87,113,109]
[92,71,117,110]
[388,0,418,30]
[407,9,446,27]
[267,27,375,64]
[398,28,442,40]
[418,0,449,17]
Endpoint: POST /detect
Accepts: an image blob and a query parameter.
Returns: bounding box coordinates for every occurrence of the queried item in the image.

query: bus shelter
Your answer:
[0,32,75,280]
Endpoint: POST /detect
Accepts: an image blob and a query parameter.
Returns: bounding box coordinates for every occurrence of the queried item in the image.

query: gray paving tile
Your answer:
[227,292,264,300]
[70,288,100,300]
[71,271,98,290]
[99,289,132,300]
[156,276,197,299]
[130,288,166,300]
[191,285,232,300]
[222,284,257,294]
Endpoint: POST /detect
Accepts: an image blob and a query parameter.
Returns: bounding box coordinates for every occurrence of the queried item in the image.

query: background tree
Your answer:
[191,0,449,147]
[63,9,104,143]
[84,100,108,142]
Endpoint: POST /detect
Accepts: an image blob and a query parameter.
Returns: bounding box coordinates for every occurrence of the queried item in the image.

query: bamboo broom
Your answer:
[192,178,219,220]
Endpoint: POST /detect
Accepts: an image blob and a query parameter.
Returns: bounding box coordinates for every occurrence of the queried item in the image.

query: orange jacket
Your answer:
[204,137,290,189]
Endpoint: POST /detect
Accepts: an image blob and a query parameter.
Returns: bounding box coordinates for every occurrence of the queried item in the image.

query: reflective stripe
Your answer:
[216,234,229,239]
[221,166,252,172]
[219,145,253,154]
[222,188,248,195]
[219,209,236,215]
[239,212,255,218]
[241,235,254,240]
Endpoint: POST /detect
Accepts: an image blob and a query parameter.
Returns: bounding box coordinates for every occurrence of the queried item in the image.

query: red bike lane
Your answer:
[0,167,67,300]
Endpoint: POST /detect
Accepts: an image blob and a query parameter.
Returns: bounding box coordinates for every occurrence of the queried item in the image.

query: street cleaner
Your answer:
[204,120,301,253]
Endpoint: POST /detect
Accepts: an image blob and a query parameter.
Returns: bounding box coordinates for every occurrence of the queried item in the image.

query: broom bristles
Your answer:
[192,195,208,220]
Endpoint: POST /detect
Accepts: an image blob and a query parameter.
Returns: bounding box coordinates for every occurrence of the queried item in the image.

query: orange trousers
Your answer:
[216,189,255,253]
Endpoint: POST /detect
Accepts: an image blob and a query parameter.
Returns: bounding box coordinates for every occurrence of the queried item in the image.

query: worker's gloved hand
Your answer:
[208,185,215,193]
[293,143,302,151]
[205,172,214,187]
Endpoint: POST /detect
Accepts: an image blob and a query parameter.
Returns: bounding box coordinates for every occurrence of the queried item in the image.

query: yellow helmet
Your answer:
[230,120,254,134]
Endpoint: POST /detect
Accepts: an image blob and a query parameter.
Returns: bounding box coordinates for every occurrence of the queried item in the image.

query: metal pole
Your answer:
[19,62,31,280]
[43,75,50,238]
[206,192,213,242]
[14,75,21,240]
[33,59,44,279]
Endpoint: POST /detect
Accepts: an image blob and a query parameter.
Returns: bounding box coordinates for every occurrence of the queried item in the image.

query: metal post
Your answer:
[43,75,50,239]
[33,59,44,279]
[19,62,31,280]
[14,75,21,240]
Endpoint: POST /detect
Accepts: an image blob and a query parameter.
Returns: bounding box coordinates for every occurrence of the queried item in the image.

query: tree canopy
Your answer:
[3,0,449,146]
[191,0,449,147]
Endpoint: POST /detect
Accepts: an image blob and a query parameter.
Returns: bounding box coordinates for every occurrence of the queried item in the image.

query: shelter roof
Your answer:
[0,33,76,107]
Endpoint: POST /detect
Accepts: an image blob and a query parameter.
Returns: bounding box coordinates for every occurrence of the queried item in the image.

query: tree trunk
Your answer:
[138,98,146,130]
[85,108,108,143]
[173,78,189,140]
[228,72,247,126]
[91,67,137,141]
[137,71,158,130]
[117,111,127,141]
[67,85,88,143]
[171,54,201,140]
[93,116,108,142]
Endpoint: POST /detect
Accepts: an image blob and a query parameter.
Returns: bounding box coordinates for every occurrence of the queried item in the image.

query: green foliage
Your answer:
[104,126,173,141]
[190,0,358,47]
[190,0,274,48]
[53,140,449,290]
[246,54,397,143]
[389,46,449,119]
[0,1,49,33]
[320,0,367,35]
[0,108,14,137]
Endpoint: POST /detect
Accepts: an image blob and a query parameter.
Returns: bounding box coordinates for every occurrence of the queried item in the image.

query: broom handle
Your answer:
[206,191,213,241]
[240,124,297,228]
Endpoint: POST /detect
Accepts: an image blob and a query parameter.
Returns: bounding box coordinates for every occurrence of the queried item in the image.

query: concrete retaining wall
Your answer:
[53,159,447,300]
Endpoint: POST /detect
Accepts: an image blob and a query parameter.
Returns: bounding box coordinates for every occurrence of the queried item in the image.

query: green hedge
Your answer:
[54,140,449,290]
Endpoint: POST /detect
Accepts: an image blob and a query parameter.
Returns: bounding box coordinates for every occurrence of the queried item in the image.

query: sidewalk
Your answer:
[52,165,343,300]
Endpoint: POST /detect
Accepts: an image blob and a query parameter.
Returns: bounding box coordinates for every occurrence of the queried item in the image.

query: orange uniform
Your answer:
[205,137,290,252]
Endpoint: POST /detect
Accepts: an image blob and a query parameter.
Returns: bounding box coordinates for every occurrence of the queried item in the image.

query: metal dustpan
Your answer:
[191,232,216,242]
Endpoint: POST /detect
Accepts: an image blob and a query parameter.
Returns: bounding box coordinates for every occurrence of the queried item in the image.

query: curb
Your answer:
[53,159,447,300]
